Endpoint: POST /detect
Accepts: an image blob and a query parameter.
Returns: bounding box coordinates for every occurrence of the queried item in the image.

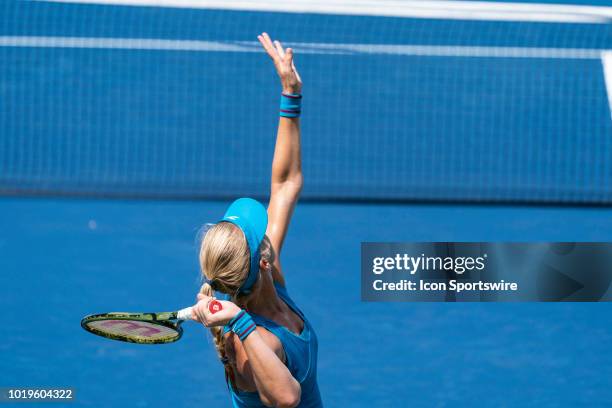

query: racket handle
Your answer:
[177,301,222,320]
[177,307,193,320]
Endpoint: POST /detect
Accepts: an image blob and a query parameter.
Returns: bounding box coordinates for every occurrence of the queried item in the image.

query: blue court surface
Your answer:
[1,197,612,406]
[2,0,612,406]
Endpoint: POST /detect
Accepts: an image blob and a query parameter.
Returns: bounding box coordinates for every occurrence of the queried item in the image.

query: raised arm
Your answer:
[257,33,303,285]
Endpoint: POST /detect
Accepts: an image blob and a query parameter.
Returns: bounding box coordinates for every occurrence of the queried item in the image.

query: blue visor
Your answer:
[220,198,268,294]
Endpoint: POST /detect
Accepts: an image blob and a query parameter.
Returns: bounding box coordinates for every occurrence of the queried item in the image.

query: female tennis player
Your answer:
[190,33,322,408]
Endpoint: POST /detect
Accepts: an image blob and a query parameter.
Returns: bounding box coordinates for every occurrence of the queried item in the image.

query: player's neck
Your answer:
[245,273,283,314]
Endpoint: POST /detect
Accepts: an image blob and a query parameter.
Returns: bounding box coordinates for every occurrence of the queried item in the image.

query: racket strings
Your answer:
[86,319,179,342]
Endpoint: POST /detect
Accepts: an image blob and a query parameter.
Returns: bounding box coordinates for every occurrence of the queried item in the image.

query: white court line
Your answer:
[602,52,612,120]
[0,37,607,60]
[35,0,612,24]
[0,37,255,52]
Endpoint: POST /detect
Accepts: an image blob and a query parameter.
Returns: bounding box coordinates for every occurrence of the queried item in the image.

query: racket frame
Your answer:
[81,302,221,344]
[80,310,184,344]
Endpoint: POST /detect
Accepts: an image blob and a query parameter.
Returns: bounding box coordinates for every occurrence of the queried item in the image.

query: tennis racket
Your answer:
[81,300,223,344]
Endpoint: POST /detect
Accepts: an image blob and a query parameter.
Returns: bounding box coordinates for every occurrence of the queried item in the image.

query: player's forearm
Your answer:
[242,331,301,407]
[271,116,303,190]
[257,32,303,192]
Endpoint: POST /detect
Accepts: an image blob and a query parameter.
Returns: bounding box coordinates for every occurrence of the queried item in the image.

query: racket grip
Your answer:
[177,307,193,320]
[177,301,222,321]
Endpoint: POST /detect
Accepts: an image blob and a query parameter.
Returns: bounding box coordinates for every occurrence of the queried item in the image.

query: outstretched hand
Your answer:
[257,32,302,94]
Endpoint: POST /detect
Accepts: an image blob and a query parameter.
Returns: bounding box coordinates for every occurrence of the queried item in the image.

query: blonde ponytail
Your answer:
[199,281,232,380]
[198,222,274,373]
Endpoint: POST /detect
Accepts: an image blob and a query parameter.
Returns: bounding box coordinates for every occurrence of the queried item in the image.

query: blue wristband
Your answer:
[227,310,256,341]
[280,93,302,118]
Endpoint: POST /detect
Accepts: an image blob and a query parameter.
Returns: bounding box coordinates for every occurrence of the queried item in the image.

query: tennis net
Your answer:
[1,0,611,203]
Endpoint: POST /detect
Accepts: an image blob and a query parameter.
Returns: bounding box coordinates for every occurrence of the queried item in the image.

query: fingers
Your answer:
[262,32,273,45]
[274,40,285,59]
[258,32,300,90]
[286,48,300,81]
[257,32,278,61]
[292,61,302,83]
[258,33,292,65]
[192,304,205,323]
[192,295,212,323]
[192,297,243,328]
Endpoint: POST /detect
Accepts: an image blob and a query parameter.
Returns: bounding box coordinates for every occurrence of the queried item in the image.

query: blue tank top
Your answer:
[227,283,323,407]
